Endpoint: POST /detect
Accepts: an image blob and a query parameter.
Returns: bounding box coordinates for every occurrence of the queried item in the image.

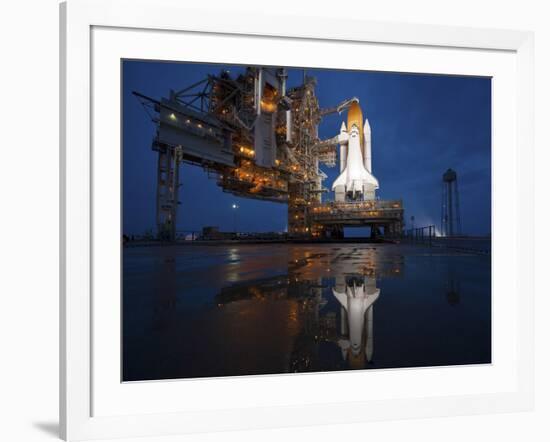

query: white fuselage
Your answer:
[332,118,379,201]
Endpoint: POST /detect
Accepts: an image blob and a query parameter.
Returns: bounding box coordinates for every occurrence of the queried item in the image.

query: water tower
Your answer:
[441,168,461,237]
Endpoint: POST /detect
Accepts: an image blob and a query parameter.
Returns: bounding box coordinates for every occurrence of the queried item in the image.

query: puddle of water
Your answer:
[122,243,491,381]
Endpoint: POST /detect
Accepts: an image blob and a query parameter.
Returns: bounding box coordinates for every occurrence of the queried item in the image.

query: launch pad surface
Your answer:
[123,242,490,381]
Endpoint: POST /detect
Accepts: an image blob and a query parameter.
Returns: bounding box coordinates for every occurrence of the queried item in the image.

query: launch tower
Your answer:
[134,67,404,240]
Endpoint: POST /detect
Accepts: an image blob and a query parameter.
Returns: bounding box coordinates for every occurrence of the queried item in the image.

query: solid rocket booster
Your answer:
[332,101,379,201]
[363,117,372,173]
[339,121,347,173]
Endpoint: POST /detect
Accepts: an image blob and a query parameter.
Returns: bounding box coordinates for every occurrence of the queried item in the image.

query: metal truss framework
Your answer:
[133,67,404,240]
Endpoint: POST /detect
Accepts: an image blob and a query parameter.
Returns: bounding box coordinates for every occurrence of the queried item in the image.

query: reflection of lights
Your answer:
[228,247,239,259]
[288,303,299,323]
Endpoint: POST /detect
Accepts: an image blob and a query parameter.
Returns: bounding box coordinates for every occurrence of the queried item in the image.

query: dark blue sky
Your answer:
[123,60,491,236]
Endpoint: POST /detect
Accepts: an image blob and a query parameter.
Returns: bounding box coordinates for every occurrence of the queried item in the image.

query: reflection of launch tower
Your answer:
[441,168,462,237]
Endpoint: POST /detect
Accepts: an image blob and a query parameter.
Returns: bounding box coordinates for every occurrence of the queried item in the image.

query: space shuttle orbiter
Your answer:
[332,101,379,201]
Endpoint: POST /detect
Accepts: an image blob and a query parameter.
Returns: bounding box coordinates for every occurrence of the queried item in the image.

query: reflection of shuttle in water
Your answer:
[332,101,379,201]
[332,275,380,365]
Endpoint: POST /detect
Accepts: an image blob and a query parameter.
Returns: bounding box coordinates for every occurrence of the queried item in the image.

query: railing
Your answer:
[175,230,201,241]
[400,225,436,246]
[180,230,289,242]
[312,200,403,211]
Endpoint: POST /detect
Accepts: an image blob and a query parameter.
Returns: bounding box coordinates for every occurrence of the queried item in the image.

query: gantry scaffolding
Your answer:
[134,66,403,240]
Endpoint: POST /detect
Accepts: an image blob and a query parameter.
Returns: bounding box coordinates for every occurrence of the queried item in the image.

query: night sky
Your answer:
[122,60,491,237]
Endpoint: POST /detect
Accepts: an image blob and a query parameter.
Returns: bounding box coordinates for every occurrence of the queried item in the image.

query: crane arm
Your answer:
[319,97,359,117]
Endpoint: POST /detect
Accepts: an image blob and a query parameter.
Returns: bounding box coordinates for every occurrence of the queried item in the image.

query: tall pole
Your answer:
[232,203,238,233]
[156,146,180,242]
[447,180,453,236]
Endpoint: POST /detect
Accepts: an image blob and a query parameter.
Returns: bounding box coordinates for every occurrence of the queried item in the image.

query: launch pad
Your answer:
[310,200,404,239]
[134,66,404,240]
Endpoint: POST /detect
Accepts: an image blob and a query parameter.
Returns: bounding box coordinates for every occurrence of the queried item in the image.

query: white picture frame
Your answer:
[60,0,534,440]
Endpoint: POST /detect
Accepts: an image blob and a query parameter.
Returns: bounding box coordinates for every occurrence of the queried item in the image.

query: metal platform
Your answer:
[309,200,404,238]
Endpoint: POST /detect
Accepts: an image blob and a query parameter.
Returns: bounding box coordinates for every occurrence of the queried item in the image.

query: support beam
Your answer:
[156,146,181,241]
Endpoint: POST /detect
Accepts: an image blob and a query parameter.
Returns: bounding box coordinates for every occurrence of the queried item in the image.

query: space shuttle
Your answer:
[332,101,379,201]
[333,277,380,364]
